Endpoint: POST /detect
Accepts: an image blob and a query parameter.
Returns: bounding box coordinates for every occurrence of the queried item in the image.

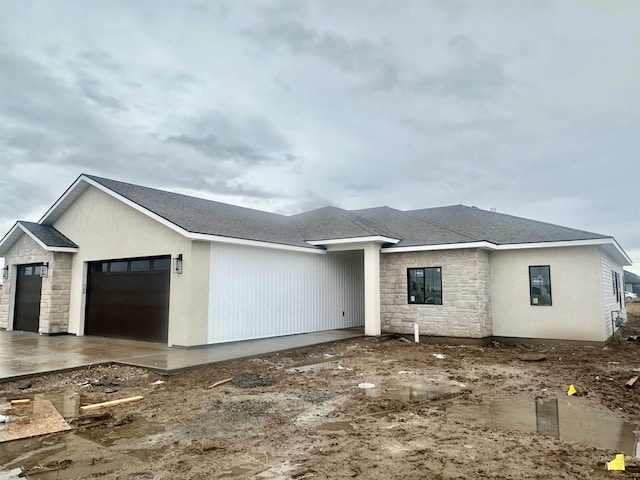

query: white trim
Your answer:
[42,176,326,255]
[382,237,631,265]
[382,241,493,253]
[38,175,88,224]
[0,223,79,255]
[17,224,79,253]
[307,236,400,246]
[189,232,326,254]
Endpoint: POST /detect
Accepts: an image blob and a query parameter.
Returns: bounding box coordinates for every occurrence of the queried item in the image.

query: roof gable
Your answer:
[0,221,78,256]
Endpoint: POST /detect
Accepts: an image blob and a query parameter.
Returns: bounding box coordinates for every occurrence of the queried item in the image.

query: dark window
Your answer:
[131,259,151,272]
[33,266,41,277]
[529,266,552,306]
[408,267,442,305]
[110,261,128,273]
[153,258,171,271]
[91,262,108,273]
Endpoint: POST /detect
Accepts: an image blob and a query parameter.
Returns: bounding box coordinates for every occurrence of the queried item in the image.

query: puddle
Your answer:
[76,417,165,447]
[448,397,640,458]
[0,469,22,480]
[317,421,354,432]
[364,383,468,402]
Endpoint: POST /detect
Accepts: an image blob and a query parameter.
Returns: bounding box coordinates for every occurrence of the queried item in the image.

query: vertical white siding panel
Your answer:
[600,248,626,339]
[208,245,364,344]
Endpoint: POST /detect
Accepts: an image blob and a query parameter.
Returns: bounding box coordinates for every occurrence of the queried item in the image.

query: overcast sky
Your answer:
[1,0,639,274]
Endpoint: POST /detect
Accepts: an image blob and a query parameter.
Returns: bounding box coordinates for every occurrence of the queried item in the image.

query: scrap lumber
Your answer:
[625,376,638,389]
[10,399,30,406]
[208,377,233,389]
[79,395,144,412]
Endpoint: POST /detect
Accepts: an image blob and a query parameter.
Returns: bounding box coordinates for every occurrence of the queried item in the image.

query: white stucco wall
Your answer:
[52,186,210,347]
[380,248,492,338]
[490,245,605,341]
[208,244,364,343]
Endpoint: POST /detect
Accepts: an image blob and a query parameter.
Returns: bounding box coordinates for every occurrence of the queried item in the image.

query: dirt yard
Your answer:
[2,306,640,479]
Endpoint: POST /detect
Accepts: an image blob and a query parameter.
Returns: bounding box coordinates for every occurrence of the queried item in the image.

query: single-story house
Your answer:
[0,174,632,346]
[625,270,640,296]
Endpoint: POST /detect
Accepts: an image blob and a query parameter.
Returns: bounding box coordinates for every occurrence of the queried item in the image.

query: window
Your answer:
[109,261,128,273]
[153,257,171,271]
[408,267,442,305]
[529,266,552,306]
[131,259,151,272]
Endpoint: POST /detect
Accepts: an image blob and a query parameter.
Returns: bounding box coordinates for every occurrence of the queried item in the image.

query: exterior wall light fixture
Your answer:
[2,266,8,280]
[40,262,49,278]
[173,254,183,274]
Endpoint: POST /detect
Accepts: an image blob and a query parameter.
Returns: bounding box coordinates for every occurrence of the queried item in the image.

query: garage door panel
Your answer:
[86,256,170,343]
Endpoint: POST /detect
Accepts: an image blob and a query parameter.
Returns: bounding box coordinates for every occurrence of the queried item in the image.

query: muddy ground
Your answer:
[2,305,640,479]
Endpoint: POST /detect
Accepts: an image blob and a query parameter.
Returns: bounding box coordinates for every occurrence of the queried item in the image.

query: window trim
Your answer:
[529,265,552,306]
[407,266,443,305]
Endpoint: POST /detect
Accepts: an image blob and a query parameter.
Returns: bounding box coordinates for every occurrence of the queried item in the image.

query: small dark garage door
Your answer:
[14,264,44,332]
[85,256,171,343]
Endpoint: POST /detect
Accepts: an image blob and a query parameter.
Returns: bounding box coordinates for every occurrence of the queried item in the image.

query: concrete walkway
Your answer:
[0,328,364,382]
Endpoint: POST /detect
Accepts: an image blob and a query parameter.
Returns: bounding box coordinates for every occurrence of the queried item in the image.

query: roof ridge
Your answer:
[84,174,288,218]
[406,208,478,242]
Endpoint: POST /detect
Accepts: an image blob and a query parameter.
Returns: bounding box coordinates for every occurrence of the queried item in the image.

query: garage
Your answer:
[85,255,171,342]
[14,264,44,333]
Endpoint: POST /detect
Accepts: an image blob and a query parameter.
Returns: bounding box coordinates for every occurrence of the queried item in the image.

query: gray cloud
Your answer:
[246,21,402,91]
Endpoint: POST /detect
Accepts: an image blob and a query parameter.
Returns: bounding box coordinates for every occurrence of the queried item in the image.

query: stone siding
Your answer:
[381,248,492,338]
[0,233,73,333]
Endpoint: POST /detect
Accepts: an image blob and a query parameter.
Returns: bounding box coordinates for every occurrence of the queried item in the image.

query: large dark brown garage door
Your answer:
[85,256,171,343]
[14,264,44,332]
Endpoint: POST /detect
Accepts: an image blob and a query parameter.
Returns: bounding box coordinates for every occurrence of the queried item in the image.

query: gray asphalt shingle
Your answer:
[85,175,610,248]
[18,221,79,249]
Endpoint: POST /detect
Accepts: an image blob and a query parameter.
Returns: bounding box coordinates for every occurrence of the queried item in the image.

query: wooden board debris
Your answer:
[10,399,31,406]
[80,395,144,412]
[208,378,233,389]
[0,399,71,443]
[625,376,638,389]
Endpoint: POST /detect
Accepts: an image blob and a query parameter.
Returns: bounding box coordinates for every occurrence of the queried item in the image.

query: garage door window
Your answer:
[110,261,128,272]
[131,259,151,271]
[153,258,171,271]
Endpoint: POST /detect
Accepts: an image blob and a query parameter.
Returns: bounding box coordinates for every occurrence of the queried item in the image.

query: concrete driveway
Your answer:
[0,328,363,382]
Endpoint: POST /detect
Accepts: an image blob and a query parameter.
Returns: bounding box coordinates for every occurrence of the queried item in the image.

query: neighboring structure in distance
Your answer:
[0,174,632,346]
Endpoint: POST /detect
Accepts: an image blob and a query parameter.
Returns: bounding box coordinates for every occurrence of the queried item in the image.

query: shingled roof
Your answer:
[28,174,617,254]
[0,221,78,256]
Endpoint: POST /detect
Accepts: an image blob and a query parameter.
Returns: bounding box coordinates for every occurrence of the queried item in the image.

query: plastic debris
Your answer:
[567,384,577,396]
[432,354,446,359]
[336,365,345,370]
[323,353,334,358]
[152,380,165,385]
[358,383,376,389]
[606,453,625,471]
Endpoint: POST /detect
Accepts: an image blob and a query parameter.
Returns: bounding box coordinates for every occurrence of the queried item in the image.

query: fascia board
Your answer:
[382,241,494,253]
[44,176,320,254]
[38,175,89,225]
[307,236,401,246]
[0,223,21,256]
[0,223,79,256]
[382,237,632,265]
[189,232,327,254]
